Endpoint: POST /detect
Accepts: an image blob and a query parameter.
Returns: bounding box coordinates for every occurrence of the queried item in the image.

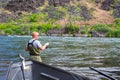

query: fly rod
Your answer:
[89,67,116,80]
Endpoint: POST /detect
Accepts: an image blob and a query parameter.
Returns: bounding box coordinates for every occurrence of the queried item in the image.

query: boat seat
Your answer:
[40,72,59,80]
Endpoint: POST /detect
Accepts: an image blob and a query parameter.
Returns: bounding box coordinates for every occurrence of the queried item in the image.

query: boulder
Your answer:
[5,0,45,12]
[46,28,65,36]
[100,0,114,11]
[89,31,106,37]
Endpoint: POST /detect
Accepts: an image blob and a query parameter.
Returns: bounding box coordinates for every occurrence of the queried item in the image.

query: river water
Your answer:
[0,35,120,80]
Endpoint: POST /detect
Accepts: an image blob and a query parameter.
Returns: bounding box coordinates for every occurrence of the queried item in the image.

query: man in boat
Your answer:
[25,31,49,62]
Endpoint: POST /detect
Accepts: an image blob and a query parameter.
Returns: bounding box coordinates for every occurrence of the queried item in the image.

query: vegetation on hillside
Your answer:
[0,0,120,37]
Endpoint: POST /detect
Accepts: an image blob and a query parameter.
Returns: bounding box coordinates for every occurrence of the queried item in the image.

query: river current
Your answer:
[0,36,120,80]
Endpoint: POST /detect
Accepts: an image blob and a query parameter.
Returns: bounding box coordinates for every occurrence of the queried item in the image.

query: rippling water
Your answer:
[0,36,120,80]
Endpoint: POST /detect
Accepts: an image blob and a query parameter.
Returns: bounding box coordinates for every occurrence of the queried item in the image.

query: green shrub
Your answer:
[0,23,9,29]
[91,24,110,33]
[4,28,13,35]
[29,24,39,32]
[106,30,120,37]
[114,30,120,37]
[80,30,86,34]
[114,18,120,25]
[29,14,38,22]
[65,24,79,34]
[35,23,51,33]
[15,29,22,35]
[53,24,61,29]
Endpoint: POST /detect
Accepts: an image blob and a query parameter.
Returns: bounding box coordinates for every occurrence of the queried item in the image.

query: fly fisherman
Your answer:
[25,31,49,62]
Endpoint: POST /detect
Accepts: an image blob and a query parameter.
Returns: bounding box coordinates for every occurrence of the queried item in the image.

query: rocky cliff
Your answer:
[1,0,120,23]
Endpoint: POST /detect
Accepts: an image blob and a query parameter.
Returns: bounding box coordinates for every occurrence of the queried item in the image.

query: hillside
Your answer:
[0,0,120,37]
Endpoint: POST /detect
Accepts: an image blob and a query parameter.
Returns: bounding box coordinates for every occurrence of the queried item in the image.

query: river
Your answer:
[0,35,120,80]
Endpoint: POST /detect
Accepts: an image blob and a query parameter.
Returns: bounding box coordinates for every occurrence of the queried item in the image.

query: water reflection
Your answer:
[0,36,120,80]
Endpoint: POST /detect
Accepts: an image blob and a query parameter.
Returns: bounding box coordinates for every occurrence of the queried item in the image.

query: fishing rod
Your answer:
[89,67,116,80]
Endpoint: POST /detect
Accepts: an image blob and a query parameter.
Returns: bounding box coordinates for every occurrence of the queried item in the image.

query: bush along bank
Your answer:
[0,18,120,38]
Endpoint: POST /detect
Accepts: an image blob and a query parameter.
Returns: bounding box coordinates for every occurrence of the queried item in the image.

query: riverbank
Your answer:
[1,20,120,38]
[0,0,120,37]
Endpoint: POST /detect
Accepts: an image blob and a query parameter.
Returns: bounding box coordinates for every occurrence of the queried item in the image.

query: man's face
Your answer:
[32,32,39,39]
[35,33,39,39]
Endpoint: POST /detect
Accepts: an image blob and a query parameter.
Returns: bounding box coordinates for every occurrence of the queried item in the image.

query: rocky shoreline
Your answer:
[0,34,104,37]
[46,28,106,37]
[1,29,106,37]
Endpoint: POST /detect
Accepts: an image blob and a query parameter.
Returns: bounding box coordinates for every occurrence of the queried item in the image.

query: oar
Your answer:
[89,67,116,80]
[19,54,26,80]
[19,54,26,69]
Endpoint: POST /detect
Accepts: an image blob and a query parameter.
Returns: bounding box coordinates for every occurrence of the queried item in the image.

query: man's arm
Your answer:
[39,42,49,50]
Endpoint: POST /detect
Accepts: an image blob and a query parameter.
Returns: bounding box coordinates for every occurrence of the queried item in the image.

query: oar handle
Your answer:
[19,54,25,61]
[19,54,26,80]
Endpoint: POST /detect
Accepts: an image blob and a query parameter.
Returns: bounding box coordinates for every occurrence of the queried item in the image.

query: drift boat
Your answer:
[6,56,90,80]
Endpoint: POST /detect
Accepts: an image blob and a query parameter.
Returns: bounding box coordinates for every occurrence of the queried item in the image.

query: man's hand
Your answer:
[45,42,49,46]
